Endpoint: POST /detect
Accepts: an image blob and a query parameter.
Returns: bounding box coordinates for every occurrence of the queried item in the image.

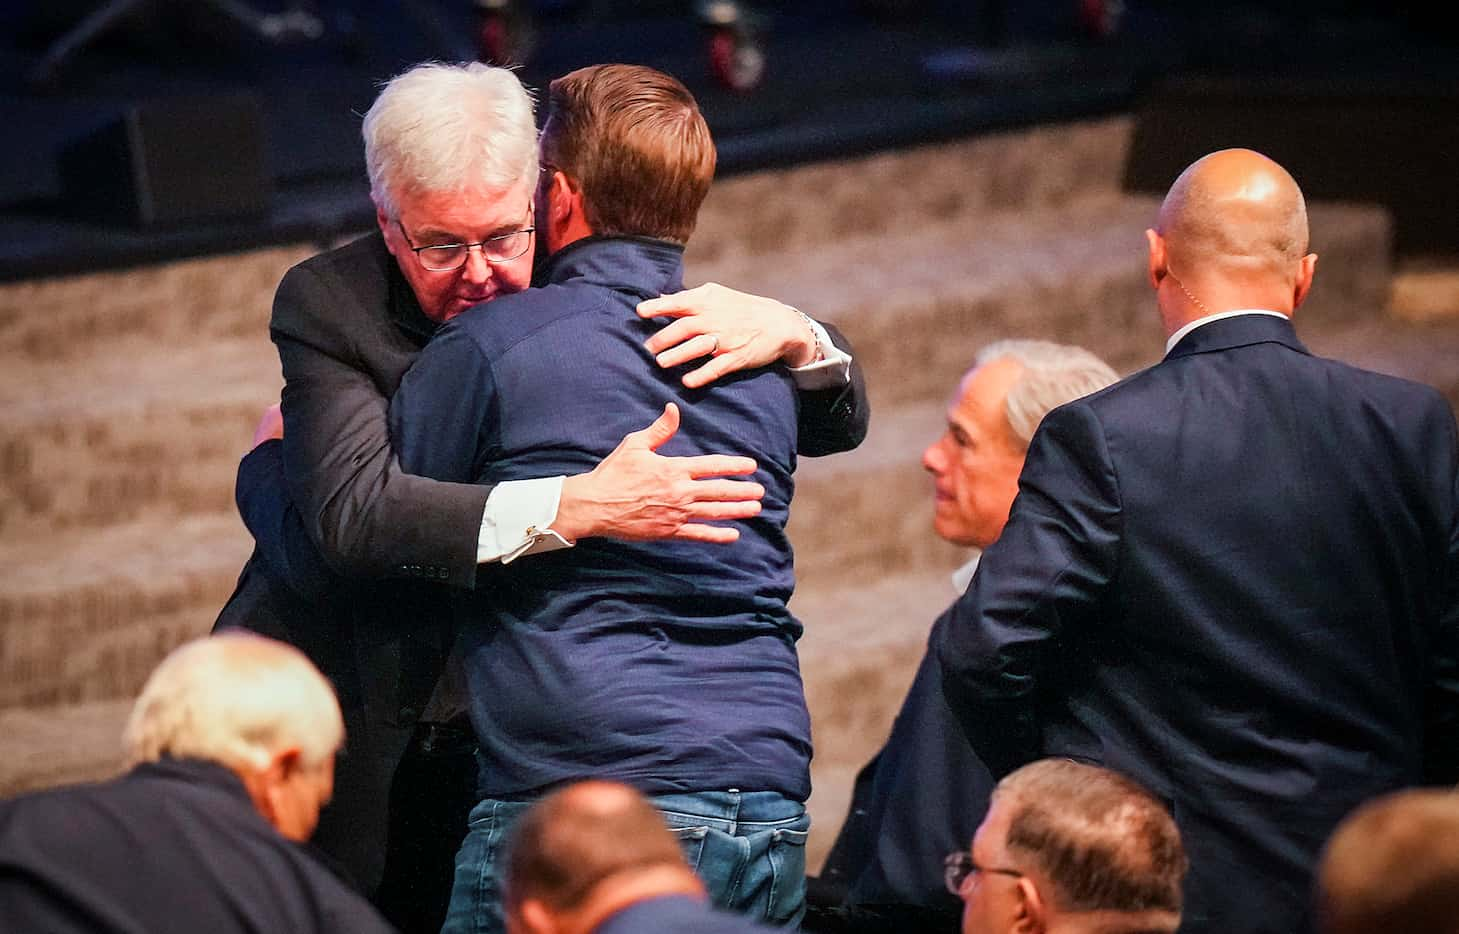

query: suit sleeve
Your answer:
[1425,402,1459,784]
[936,401,1122,776]
[389,324,498,485]
[796,320,870,457]
[272,263,491,588]
[234,440,340,602]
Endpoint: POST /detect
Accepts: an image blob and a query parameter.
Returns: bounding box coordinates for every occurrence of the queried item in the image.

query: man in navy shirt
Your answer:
[390,65,818,933]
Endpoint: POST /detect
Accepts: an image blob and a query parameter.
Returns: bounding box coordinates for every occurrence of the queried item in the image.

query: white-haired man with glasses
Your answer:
[216,61,868,932]
[949,759,1186,934]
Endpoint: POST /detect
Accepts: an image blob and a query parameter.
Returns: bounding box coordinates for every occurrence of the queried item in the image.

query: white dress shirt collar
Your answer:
[952,553,981,596]
[1164,309,1289,356]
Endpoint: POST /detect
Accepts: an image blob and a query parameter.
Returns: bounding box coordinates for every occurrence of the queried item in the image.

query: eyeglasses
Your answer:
[944,851,1025,896]
[395,209,534,272]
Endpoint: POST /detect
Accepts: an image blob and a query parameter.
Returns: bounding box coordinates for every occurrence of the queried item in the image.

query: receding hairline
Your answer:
[992,759,1186,916]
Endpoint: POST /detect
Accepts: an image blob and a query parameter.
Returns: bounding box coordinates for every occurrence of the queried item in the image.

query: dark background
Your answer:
[2,0,1455,280]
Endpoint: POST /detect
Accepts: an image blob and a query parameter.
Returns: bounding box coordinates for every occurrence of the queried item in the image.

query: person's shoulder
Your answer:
[272,233,393,332]
[596,895,773,934]
[280,232,387,290]
[449,281,604,352]
[1310,351,1449,404]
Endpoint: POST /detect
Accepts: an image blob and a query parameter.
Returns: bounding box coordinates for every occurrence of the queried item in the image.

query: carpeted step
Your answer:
[0,698,133,798]
[0,244,310,360]
[789,398,965,589]
[690,196,1392,410]
[0,561,964,854]
[0,513,251,709]
[0,334,279,537]
[691,116,1134,266]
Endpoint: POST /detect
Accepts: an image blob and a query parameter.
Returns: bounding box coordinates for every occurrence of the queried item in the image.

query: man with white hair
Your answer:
[817,342,1118,928]
[217,61,868,929]
[0,633,393,933]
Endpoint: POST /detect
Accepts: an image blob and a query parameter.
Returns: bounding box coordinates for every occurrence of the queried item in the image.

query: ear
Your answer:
[259,746,304,812]
[271,745,304,781]
[517,898,558,934]
[1145,228,1167,291]
[1011,876,1048,934]
[1291,252,1318,311]
[546,169,580,225]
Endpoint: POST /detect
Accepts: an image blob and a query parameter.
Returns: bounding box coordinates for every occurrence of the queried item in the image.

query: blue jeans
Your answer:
[441,789,809,934]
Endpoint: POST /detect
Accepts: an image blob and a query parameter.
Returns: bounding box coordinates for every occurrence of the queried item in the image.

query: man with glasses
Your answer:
[389,64,819,933]
[217,61,867,932]
[948,759,1185,934]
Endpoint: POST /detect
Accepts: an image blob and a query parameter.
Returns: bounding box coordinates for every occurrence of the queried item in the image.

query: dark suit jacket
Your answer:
[937,314,1459,934]
[0,758,396,934]
[819,614,993,923]
[214,232,869,894]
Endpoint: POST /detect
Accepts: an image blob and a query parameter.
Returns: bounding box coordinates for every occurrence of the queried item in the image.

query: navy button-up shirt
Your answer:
[390,236,809,800]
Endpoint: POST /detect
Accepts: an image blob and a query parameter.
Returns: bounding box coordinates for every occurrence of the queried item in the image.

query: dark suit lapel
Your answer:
[372,233,439,348]
[1165,313,1310,361]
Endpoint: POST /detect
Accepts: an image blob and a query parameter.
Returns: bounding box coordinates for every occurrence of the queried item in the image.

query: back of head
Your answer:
[363,61,539,219]
[123,632,343,773]
[505,780,690,915]
[995,760,1186,926]
[1156,148,1309,283]
[973,340,1121,450]
[542,64,715,244]
[1318,789,1459,934]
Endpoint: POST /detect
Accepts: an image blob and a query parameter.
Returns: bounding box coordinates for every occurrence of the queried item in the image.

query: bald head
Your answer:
[1147,149,1318,331]
[1318,790,1459,934]
[505,781,691,916]
[1158,149,1308,272]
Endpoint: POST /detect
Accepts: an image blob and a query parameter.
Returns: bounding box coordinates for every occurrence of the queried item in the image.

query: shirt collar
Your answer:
[951,553,981,596]
[535,235,686,301]
[1165,309,1290,356]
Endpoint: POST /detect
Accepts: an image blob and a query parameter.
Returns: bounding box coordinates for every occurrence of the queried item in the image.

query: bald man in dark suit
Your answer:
[938,149,1459,934]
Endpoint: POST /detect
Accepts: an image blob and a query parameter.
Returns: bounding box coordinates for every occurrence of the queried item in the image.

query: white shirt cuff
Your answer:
[477,476,574,564]
[788,317,853,391]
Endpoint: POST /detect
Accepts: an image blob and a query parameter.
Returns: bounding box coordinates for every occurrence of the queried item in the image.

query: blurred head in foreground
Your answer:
[504,780,708,934]
[953,759,1186,934]
[1317,789,1459,934]
[124,631,344,841]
